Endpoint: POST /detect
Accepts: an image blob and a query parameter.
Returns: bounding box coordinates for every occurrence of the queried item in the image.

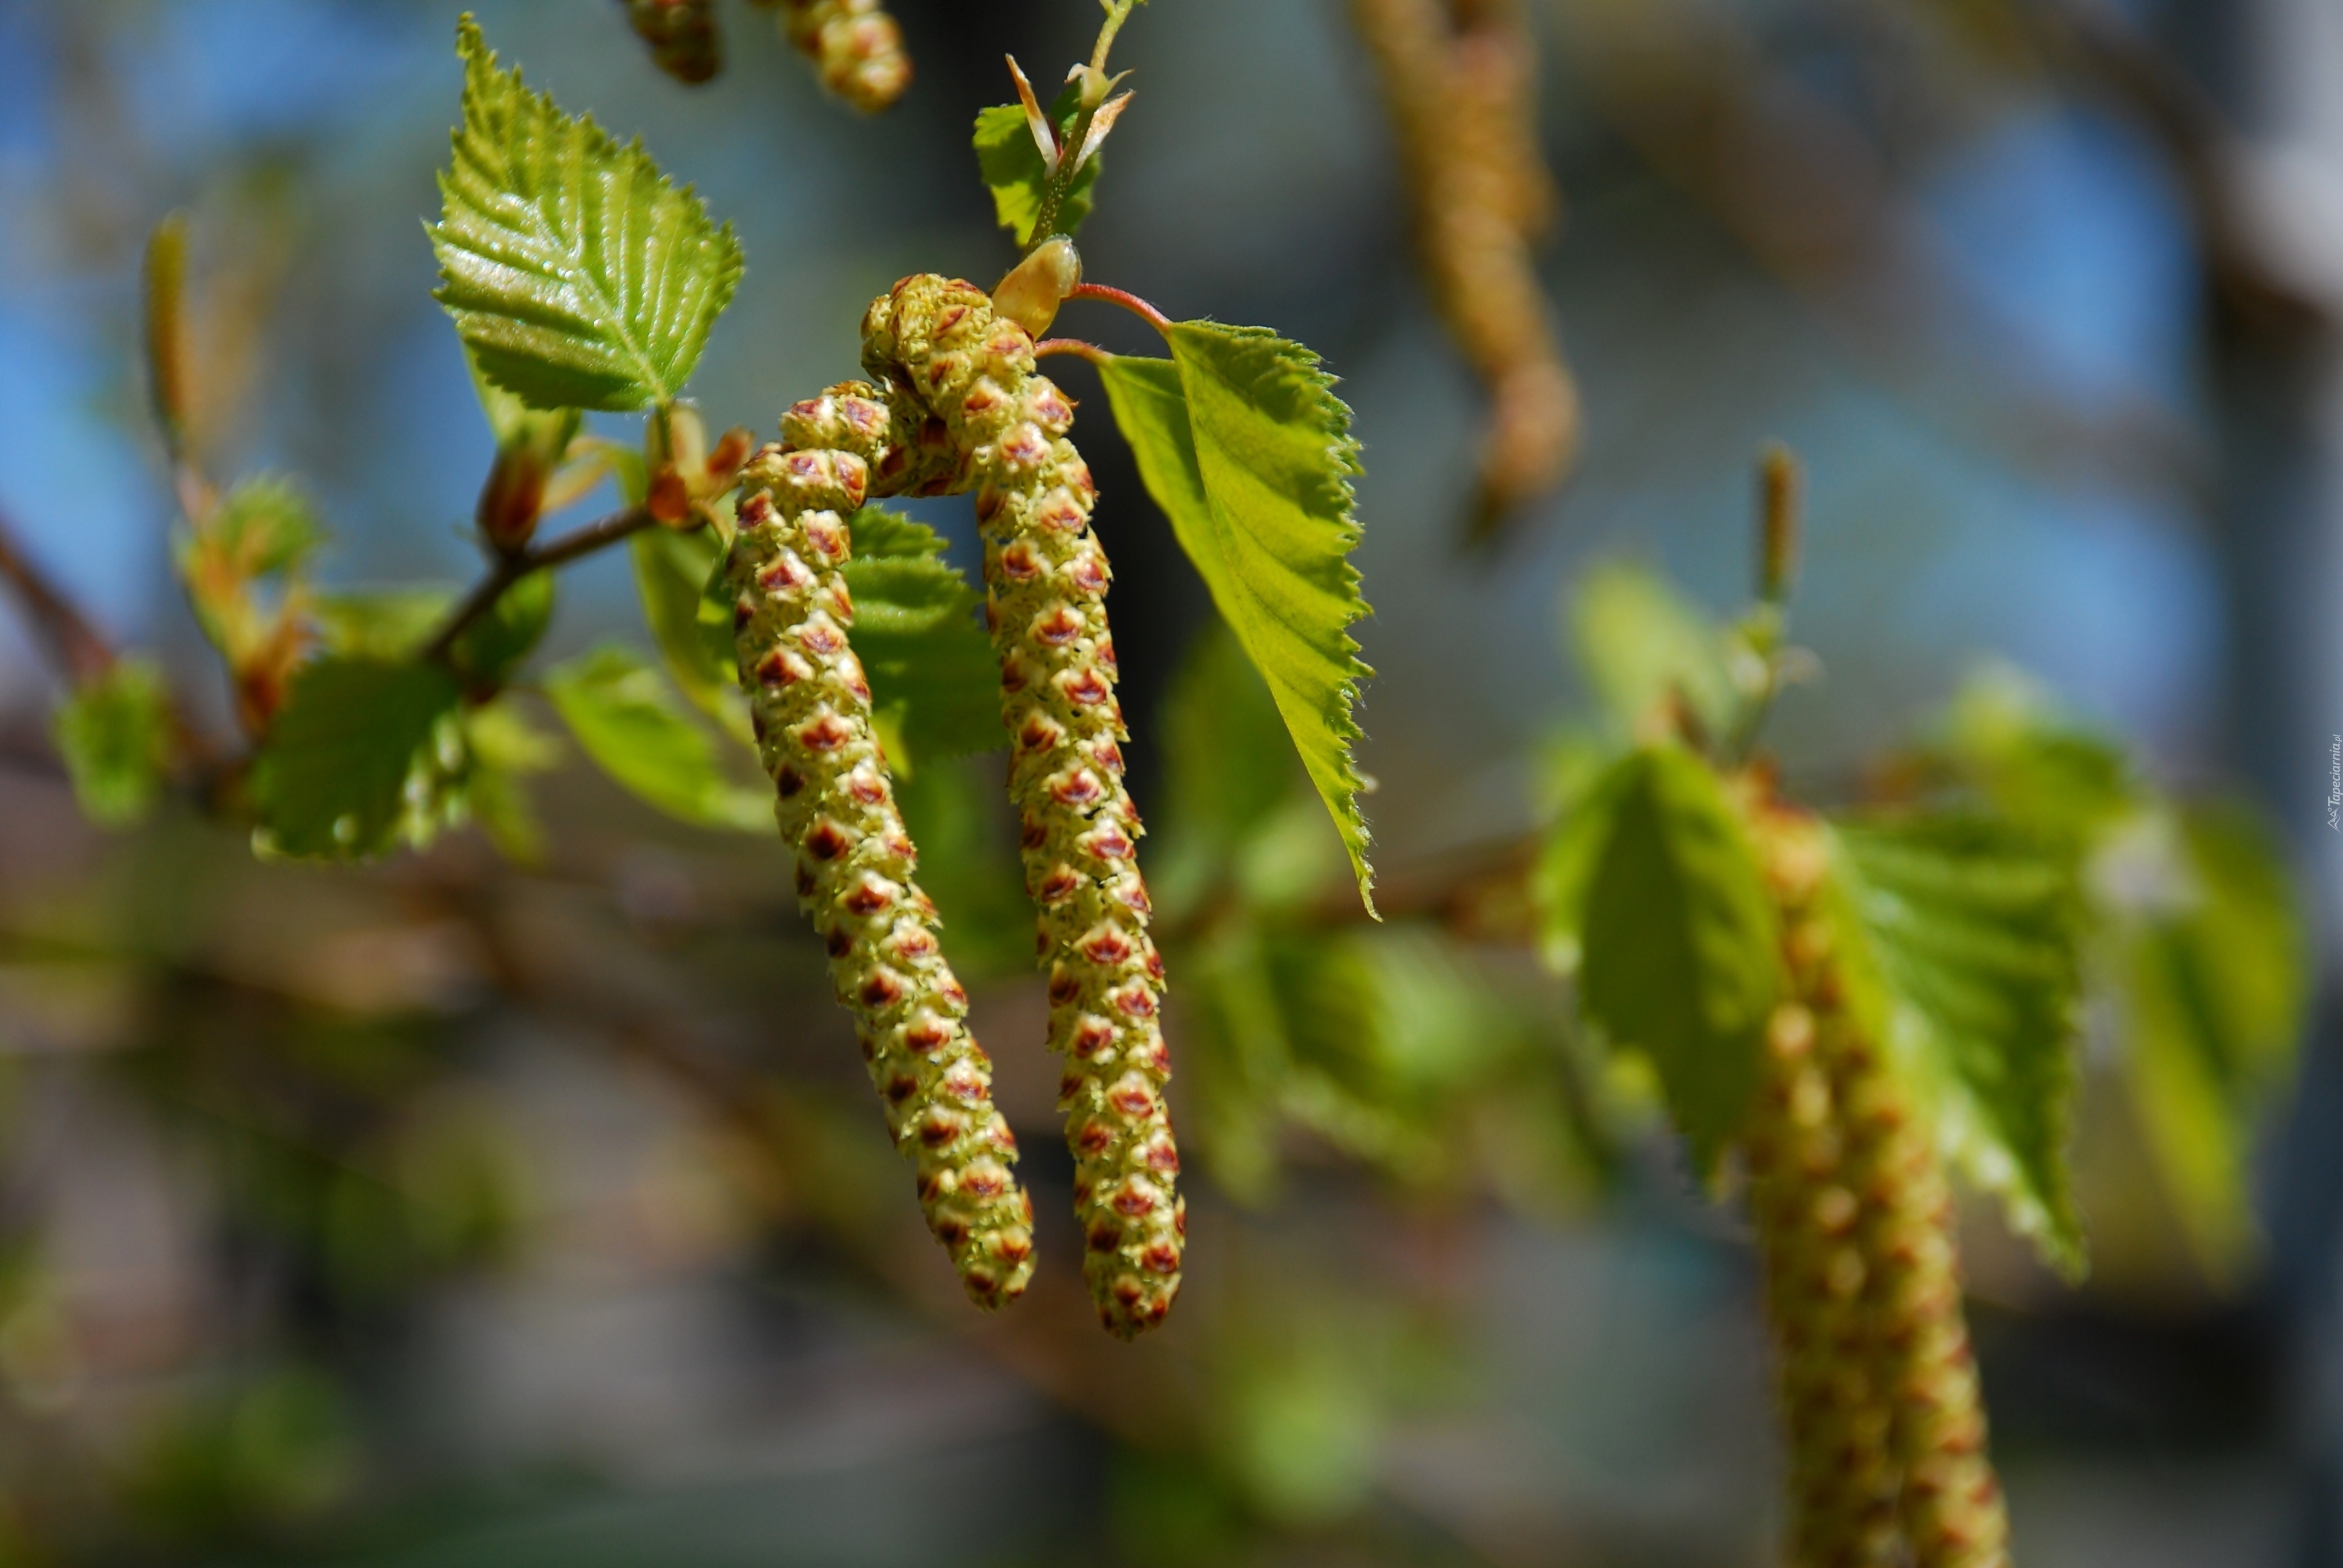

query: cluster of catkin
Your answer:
[1349,0,1579,537]
[1743,803,2009,1568]
[730,276,1183,1338]
[618,0,909,111]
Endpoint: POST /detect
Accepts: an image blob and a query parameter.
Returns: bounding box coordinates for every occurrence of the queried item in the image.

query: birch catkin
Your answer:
[772,0,911,112]
[860,275,1184,1338]
[728,431,1035,1310]
[1749,806,2011,1568]
[620,0,722,84]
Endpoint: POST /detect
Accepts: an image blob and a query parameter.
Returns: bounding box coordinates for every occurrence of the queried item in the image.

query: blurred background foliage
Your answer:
[0,0,2338,1562]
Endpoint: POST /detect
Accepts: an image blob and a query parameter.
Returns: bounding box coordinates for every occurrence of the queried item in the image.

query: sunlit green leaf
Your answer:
[1932,662,2135,843]
[1100,327,1374,910]
[251,658,465,860]
[542,644,767,831]
[972,82,1095,248]
[313,586,457,659]
[53,658,173,828]
[431,17,742,411]
[1577,746,1777,1170]
[1830,812,2086,1274]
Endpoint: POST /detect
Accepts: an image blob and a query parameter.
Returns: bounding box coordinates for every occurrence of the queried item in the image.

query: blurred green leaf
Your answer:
[1101,329,1375,911]
[1153,621,1302,923]
[542,644,768,831]
[430,18,741,411]
[1831,812,2086,1274]
[448,567,554,687]
[463,696,562,865]
[250,658,465,860]
[1578,746,1776,1171]
[53,658,172,828]
[313,585,458,658]
[1933,662,2135,842]
[1530,738,1634,975]
[838,507,1003,767]
[2114,802,2307,1282]
[974,82,1095,247]
[1570,560,1735,740]
[631,524,750,741]
[892,754,1030,980]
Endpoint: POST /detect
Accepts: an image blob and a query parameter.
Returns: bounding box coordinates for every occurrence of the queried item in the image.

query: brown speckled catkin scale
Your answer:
[859,275,1183,1338]
[772,0,910,111]
[620,0,722,84]
[1749,806,2011,1568]
[727,438,1034,1310]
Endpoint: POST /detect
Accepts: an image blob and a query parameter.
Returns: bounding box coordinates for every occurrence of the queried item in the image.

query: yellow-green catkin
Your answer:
[620,0,722,84]
[761,0,911,112]
[1751,805,2011,1568]
[727,431,1035,1310]
[861,275,1184,1338]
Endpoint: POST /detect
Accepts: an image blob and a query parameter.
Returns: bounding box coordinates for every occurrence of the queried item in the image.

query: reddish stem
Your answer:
[1067,283,1172,334]
[1034,338,1112,367]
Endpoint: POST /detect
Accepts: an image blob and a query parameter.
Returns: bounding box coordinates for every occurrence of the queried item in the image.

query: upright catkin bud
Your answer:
[862,275,1184,1338]
[1748,805,2012,1568]
[767,0,911,112]
[620,0,723,84]
[727,433,1035,1310]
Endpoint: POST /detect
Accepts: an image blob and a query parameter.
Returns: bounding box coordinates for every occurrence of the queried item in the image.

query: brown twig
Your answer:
[0,506,114,687]
[422,503,656,663]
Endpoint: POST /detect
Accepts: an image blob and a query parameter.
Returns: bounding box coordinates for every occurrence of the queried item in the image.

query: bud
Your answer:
[476,408,577,555]
[622,0,723,85]
[992,237,1083,338]
[1758,442,1801,604]
[646,402,711,528]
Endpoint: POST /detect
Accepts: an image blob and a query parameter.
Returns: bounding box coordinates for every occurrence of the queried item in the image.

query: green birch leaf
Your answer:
[1152,621,1303,924]
[462,697,562,866]
[629,526,748,739]
[53,658,173,828]
[542,645,767,831]
[430,17,742,411]
[1099,327,1375,911]
[1529,743,1635,976]
[973,82,1094,247]
[1570,561,1735,740]
[251,658,465,860]
[1576,746,1777,1170]
[837,508,1001,766]
[1829,812,2086,1275]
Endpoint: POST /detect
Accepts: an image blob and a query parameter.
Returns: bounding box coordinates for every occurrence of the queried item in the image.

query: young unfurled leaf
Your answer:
[2115,803,2307,1281]
[1931,662,2135,844]
[251,658,465,859]
[1830,812,2086,1274]
[974,82,1096,248]
[202,475,327,581]
[1571,561,1735,740]
[542,644,767,831]
[53,658,173,828]
[629,526,746,737]
[449,569,555,688]
[1528,742,1634,976]
[837,508,1001,767]
[1576,746,1777,1170]
[1099,325,1375,911]
[431,17,742,411]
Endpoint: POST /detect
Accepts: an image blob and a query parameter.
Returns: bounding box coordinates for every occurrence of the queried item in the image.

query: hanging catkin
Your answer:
[727,426,1035,1310]
[1748,805,2011,1568]
[757,0,912,112]
[619,0,723,85]
[860,274,1184,1338]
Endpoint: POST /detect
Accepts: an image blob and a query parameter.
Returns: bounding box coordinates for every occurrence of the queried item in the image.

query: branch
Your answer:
[422,503,655,662]
[1067,282,1173,333]
[0,505,114,687]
